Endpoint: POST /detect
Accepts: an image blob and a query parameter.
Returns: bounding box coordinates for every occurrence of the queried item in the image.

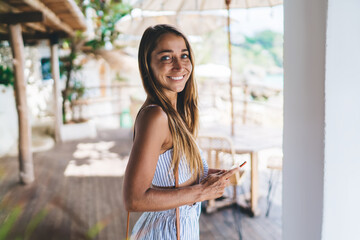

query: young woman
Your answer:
[123,24,240,240]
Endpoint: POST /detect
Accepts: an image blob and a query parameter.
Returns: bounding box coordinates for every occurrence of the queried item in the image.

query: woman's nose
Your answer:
[172,57,183,70]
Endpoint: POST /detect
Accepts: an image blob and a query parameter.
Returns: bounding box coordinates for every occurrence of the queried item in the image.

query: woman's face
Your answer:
[150,33,192,99]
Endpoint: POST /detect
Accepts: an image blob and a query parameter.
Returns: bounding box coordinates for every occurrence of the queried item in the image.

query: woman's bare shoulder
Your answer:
[137,105,167,125]
[134,105,169,138]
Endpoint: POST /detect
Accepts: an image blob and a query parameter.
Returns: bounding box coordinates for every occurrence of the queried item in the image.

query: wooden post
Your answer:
[226,0,235,136]
[50,34,63,142]
[9,23,34,184]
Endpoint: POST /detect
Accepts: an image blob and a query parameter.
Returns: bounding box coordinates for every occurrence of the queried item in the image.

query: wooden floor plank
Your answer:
[0,128,281,240]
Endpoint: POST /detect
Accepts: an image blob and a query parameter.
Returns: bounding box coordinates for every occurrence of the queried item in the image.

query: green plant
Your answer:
[82,0,132,50]
[68,79,87,122]
[59,34,85,123]
[0,205,23,240]
[115,72,127,82]
[0,198,108,240]
[86,220,108,239]
[68,80,86,102]
[24,208,49,239]
[59,0,132,123]
[0,65,14,87]
[0,203,49,240]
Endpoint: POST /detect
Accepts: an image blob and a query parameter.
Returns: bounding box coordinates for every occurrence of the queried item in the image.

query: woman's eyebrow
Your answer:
[156,49,172,55]
[156,49,189,55]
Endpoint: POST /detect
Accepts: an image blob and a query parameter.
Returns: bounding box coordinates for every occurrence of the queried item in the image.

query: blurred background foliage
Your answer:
[0,45,14,87]
[78,0,132,50]
[59,0,132,122]
[193,28,283,74]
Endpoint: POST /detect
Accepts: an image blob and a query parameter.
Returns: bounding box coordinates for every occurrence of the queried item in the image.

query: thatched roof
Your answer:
[0,0,87,37]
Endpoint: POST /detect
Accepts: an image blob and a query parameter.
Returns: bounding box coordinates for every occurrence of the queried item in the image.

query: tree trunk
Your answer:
[9,23,34,184]
[61,41,75,123]
[50,34,63,142]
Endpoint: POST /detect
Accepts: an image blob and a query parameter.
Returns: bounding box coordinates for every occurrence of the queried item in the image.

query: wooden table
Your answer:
[199,125,282,216]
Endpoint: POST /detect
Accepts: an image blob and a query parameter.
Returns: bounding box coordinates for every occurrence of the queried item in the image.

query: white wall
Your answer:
[284,0,360,239]
[323,0,360,239]
[283,0,327,239]
[0,86,18,157]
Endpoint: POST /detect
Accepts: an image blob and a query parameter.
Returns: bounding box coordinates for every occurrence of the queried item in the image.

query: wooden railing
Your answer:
[68,82,143,125]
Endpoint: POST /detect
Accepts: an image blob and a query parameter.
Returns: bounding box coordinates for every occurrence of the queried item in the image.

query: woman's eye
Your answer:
[181,54,189,59]
[160,56,171,61]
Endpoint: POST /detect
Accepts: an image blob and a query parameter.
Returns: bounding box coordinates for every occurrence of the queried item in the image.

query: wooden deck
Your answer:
[0,129,281,240]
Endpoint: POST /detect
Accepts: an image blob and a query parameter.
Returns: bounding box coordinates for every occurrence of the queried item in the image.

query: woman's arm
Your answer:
[123,106,239,212]
[123,106,199,211]
[126,167,239,212]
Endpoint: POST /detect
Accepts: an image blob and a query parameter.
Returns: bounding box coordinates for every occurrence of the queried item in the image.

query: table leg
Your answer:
[250,152,260,216]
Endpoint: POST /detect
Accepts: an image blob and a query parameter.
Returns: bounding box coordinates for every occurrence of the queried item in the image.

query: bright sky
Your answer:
[229,5,283,35]
[129,4,283,36]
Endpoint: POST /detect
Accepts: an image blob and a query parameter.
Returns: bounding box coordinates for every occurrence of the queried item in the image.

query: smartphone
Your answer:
[231,161,247,170]
[239,161,247,168]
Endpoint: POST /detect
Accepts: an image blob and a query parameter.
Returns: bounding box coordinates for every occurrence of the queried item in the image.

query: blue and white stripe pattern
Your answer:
[131,149,209,240]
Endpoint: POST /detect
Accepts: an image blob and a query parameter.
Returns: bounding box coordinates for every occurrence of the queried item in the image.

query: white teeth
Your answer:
[170,76,184,80]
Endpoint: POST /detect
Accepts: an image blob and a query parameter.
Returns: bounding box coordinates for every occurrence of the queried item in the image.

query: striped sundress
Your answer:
[130,148,209,240]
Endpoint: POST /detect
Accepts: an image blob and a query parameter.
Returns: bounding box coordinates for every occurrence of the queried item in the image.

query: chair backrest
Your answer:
[197,135,236,169]
[197,135,244,185]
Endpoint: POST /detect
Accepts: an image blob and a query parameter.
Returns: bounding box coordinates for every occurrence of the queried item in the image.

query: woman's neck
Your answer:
[146,94,177,110]
[166,92,177,109]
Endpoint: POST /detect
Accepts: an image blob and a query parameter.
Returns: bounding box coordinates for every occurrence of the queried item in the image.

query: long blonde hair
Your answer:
[138,24,203,178]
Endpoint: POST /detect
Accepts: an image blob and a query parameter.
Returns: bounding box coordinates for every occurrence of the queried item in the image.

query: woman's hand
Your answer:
[208,168,225,175]
[199,167,240,201]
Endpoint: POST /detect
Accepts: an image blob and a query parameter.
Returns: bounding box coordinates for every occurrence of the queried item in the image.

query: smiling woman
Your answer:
[123,24,240,240]
[149,33,193,98]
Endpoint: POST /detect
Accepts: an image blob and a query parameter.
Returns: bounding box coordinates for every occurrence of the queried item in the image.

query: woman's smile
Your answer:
[168,75,186,81]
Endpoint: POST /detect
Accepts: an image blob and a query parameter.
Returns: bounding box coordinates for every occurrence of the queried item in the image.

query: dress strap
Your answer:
[175,167,180,240]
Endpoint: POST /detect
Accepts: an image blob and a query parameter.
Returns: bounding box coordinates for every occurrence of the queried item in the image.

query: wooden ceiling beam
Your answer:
[23,22,47,32]
[20,0,75,36]
[63,0,87,30]
[0,31,67,41]
[0,25,7,33]
[0,2,46,32]
[0,11,43,24]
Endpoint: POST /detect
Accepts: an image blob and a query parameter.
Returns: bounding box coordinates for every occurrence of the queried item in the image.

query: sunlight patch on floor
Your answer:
[64,141,129,177]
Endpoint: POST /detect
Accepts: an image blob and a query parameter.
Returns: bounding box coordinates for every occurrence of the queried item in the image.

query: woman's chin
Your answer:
[168,83,186,93]
[175,86,186,93]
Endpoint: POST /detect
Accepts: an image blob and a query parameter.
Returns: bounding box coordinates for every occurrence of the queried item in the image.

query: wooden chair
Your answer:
[197,135,246,213]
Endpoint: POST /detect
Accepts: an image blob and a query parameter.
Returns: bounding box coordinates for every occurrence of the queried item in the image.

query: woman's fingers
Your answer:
[220,167,240,179]
[214,170,226,175]
[200,169,237,199]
